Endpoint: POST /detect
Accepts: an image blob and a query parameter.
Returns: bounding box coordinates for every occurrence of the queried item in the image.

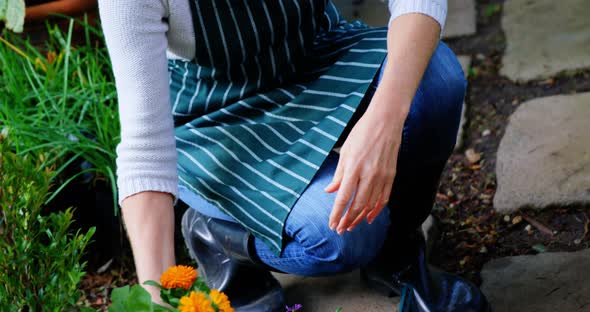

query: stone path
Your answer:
[481,249,590,312]
[275,271,399,312]
[494,92,590,212]
[501,0,590,81]
[443,0,477,38]
[488,1,590,311]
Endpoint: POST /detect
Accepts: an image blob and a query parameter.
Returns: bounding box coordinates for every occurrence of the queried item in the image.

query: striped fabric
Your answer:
[169,0,388,254]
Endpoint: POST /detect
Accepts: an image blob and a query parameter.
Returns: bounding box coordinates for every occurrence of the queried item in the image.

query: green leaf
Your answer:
[80,307,99,312]
[126,285,153,311]
[143,280,164,289]
[334,308,343,312]
[0,0,25,32]
[109,286,130,312]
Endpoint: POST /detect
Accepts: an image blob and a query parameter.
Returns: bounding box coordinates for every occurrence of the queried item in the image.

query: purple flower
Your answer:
[286,304,303,311]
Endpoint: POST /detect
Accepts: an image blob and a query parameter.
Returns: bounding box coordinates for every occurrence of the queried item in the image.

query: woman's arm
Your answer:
[326,12,443,233]
[122,192,175,302]
[98,0,178,301]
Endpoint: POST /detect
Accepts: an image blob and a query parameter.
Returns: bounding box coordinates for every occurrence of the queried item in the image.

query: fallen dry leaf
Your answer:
[465,148,481,164]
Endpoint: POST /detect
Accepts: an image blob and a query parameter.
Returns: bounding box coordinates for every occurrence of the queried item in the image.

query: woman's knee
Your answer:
[297,207,390,274]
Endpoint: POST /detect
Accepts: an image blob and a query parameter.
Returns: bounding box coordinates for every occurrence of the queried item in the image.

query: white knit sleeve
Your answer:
[388,0,448,33]
[99,0,178,205]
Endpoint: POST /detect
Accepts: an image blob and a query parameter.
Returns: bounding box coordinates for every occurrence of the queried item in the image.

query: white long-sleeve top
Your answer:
[98,0,448,205]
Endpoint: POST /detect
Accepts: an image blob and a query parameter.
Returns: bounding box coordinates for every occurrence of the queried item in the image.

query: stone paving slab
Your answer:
[275,271,399,312]
[481,248,590,312]
[443,0,477,39]
[494,92,590,212]
[501,0,590,81]
[455,55,471,150]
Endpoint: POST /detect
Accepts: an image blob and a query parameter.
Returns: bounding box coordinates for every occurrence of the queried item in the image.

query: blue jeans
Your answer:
[179,42,466,276]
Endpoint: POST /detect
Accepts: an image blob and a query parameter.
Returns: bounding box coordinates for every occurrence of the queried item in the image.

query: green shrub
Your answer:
[0,133,95,311]
[0,17,120,213]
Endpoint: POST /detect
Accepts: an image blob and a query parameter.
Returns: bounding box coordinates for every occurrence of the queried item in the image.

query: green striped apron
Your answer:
[170,0,388,255]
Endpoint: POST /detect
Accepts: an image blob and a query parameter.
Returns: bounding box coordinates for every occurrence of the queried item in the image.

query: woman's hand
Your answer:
[325,89,407,234]
[326,13,441,234]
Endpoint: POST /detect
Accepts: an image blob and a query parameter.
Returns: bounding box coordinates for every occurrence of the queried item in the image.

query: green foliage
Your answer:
[484,4,501,18]
[0,17,120,213]
[109,285,172,312]
[0,136,95,311]
[0,0,25,32]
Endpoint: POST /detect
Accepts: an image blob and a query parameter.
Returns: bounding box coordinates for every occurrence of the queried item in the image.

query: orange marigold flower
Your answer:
[209,289,234,312]
[160,265,197,290]
[178,291,215,312]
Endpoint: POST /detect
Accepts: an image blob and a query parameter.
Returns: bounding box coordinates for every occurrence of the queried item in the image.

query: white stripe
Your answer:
[285,103,338,112]
[261,124,294,144]
[221,108,255,124]
[204,80,218,112]
[239,125,282,154]
[211,0,231,68]
[309,0,317,34]
[278,0,297,73]
[258,94,281,106]
[222,81,233,106]
[237,101,318,124]
[287,151,320,169]
[244,1,263,88]
[303,89,363,98]
[188,66,202,112]
[215,126,262,162]
[327,115,347,127]
[298,139,329,155]
[311,127,337,141]
[194,0,215,65]
[172,62,189,115]
[319,75,373,83]
[363,37,387,41]
[278,88,296,99]
[342,104,355,112]
[349,48,388,53]
[225,0,246,62]
[179,175,282,248]
[316,29,387,46]
[186,127,300,199]
[267,159,310,183]
[293,0,306,52]
[261,1,276,45]
[335,61,381,68]
[239,64,248,98]
[177,141,284,224]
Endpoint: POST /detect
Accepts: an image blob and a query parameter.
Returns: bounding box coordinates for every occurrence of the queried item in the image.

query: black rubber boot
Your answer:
[362,231,491,312]
[181,208,285,312]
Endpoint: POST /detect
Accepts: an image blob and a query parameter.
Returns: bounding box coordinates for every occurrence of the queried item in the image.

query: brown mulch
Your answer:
[431,0,590,284]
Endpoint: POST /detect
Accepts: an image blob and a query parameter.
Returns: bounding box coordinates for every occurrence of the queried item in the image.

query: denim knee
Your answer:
[297,207,390,275]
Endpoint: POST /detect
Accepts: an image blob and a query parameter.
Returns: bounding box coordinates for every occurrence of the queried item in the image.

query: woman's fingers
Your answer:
[337,176,371,233]
[367,182,391,223]
[329,170,358,231]
[324,157,345,193]
[347,182,382,231]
